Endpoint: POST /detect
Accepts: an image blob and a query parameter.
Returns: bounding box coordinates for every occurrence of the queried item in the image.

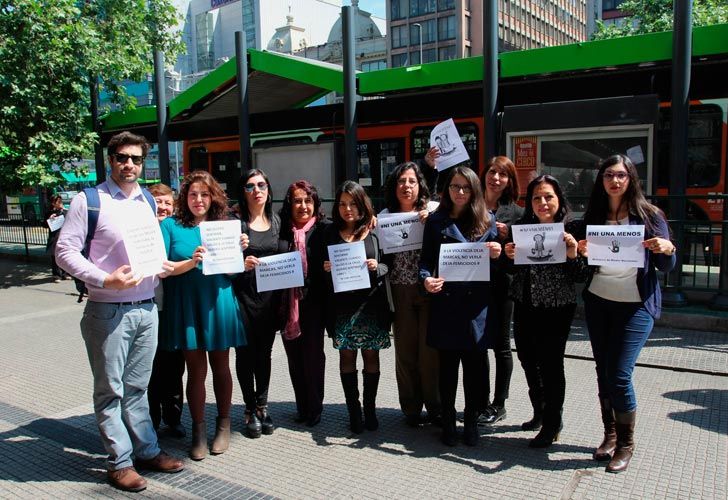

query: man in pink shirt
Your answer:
[56,131,184,492]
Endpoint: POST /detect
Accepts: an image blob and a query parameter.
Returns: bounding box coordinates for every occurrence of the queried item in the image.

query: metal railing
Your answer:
[0,215,48,256]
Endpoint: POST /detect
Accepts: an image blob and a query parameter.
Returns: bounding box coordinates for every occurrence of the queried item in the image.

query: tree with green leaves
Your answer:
[593,0,728,40]
[0,0,183,192]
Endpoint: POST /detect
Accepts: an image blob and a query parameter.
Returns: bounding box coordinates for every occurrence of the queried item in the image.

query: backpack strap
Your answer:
[141,188,156,215]
[82,187,101,258]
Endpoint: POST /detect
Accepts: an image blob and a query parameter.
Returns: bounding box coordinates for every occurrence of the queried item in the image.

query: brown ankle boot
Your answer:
[189,421,207,461]
[211,416,231,455]
[606,410,636,473]
[594,398,617,461]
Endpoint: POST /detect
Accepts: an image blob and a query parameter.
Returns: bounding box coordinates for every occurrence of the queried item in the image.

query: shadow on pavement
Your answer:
[664,389,728,434]
[300,405,600,474]
[0,260,55,289]
[0,416,104,484]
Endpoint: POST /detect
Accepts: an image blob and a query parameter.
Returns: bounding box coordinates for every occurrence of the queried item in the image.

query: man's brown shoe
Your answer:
[135,451,184,473]
[108,467,147,492]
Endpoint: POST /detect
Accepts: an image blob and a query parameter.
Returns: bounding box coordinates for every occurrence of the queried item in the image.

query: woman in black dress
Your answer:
[233,169,281,438]
[320,181,390,433]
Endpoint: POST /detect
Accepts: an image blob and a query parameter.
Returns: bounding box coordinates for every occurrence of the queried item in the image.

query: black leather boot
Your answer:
[594,398,617,461]
[363,371,380,431]
[522,398,544,431]
[441,407,457,446]
[606,410,636,473]
[463,409,479,447]
[340,371,363,434]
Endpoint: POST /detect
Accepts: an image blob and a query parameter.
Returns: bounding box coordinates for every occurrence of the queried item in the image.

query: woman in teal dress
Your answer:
[160,170,247,461]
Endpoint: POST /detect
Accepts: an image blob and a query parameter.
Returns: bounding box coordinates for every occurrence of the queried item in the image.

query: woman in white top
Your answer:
[379,162,440,427]
[577,154,676,473]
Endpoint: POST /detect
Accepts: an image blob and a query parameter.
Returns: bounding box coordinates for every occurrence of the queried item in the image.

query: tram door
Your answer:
[503,95,659,213]
[210,152,242,202]
[356,139,405,211]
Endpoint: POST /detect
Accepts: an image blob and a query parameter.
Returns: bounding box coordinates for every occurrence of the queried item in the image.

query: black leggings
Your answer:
[439,349,484,417]
[235,321,277,409]
[481,295,514,409]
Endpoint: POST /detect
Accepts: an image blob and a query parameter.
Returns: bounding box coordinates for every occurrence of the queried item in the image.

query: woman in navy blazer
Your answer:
[419,166,502,447]
[576,154,676,473]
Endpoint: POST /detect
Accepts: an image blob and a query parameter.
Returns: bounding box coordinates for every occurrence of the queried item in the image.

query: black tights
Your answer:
[235,323,276,409]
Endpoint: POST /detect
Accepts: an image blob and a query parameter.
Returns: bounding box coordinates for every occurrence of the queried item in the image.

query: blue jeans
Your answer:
[81,301,160,470]
[584,291,654,413]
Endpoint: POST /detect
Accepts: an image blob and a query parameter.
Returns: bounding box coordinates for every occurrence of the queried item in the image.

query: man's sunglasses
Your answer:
[113,153,145,165]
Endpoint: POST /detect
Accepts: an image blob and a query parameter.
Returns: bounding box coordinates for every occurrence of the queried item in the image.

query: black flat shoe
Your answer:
[245,411,262,439]
[257,406,274,435]
[480,405,506,425]
[306,414,321,427]
[405,414,422,428]
[167,423,186,438]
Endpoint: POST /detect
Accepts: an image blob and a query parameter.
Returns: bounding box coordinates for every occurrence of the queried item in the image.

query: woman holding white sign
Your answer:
[576,154,676,473]
[321,181,390,434]
[379,162,441,428]
[278,180,330,428]
[419,166,501,447]
[159,171,247,460]
[503,175,586,448]
[232,169,282,439]
[477,156,524,426]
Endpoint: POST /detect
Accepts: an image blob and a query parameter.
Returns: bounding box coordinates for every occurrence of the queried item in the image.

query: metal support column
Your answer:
[342,6,358,182]
[89,75,106,184]
[235,31,251,172]
[153,50,170,186]
[663,1,691,307]
[483,0,498,165]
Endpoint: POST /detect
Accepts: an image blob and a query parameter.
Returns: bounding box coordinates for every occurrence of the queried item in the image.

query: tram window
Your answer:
[657,104,722,188]
[411,123,478,168]
[538,135,649,212]
[253,136,313,147]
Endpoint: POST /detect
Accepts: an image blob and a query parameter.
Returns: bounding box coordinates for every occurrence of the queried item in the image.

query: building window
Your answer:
[361,59,387,72]
[438,15,456,40]
[391,0,407,20]
[438,0,455,10]
[195,12,214,71]
[466,16,471,40]
[410,48,436,64]
[392,53,409,68]
[410,0,436,17]
[391,25,409,49]
[438,45,456,61]
[410,19,436,45]
[603,0,626,9]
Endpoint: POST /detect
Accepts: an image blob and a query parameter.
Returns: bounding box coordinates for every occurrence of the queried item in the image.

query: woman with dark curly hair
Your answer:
[577,154,676,473]
[159,170,247,461]
[379,162,441,427]
[278,180,330,427]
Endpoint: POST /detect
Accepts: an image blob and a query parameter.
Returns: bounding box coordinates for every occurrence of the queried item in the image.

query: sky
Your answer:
[346,0,386,18]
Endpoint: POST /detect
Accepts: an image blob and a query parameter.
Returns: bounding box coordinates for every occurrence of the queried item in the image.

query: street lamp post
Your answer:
[413,23,423,64]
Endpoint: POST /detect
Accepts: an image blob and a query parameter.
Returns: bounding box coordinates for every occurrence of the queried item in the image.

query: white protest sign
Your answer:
[512,223,566,265]
[328,241,370,293]
[47,214,65,232]
[586,225,645,268]
[199,220,245,275]
[121,213,166,278]
[438,242,490,282]
[255,251,304,292]
[430,118,471,172]
[376,212,425,254]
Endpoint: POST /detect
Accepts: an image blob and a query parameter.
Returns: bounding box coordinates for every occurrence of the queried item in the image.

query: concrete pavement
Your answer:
[0,260,726,499]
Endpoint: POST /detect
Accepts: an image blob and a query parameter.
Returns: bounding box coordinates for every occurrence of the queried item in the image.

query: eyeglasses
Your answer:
[604,172,629,181]
[244,181,268,192]
[113,153,145,165]
[448,183,472,193]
